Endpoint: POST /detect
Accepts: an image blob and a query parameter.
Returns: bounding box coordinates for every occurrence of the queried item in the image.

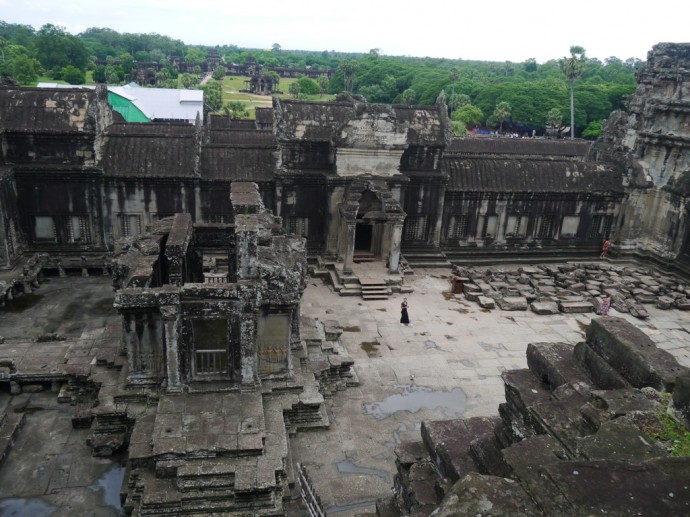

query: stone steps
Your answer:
[401,249,451,269]
[0,411,25,468]
[360,281,390,301]
[382,317,688,516]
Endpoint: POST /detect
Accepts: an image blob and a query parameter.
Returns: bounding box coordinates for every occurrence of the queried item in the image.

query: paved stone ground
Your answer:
[287,266,690,516]
[1,271,689,516]
[0,275,124,516]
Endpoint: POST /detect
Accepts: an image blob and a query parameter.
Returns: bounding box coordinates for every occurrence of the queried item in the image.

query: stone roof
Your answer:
[208,129,276,146]
[444,156,623,193]
[0,87,96,133]
[200,147,275,181]
[274,98,445,147]
[101,123,197,178]
[446,137,591,157]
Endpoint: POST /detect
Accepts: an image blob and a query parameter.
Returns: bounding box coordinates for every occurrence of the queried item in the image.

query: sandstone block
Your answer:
[496,296,528,311]
[530,301,559,315]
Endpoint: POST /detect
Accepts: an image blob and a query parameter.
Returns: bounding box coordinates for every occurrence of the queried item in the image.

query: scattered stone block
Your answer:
[496,297,528,311]
[21,384,43,393]
[477,296,495,309]
[530,301,559,315]
[586,317,689,391]
[558,300,594,313]
[656,296,674,310]
[675,297,690,310]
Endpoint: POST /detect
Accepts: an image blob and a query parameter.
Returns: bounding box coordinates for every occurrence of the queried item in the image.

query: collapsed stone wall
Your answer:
[377,316,690,516]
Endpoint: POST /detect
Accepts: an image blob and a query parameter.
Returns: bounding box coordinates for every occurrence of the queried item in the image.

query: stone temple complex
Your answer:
[0,43,690,515]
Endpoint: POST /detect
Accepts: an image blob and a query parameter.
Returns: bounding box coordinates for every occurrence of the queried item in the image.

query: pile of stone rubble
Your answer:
[456,263,690,318]
[377,316,690,516]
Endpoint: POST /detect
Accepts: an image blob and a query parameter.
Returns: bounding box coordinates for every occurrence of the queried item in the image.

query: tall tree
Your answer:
[560,45,586,139]
[400,88,417,105]
[317,75,329,96]
[35,24,89,71]
[493,101,512,133]
[201,80,223,112]
[339,59,359,93]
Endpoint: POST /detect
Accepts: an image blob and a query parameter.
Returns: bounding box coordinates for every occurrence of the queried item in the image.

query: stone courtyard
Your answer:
[2,261,689,515]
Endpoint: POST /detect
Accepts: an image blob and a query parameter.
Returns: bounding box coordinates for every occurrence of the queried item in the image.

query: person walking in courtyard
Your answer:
[600,295,611,316]
[600,239,610,259]
[400,297,411,326]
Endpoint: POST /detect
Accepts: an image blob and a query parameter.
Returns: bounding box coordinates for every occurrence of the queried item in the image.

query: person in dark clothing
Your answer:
[400,297,411,326]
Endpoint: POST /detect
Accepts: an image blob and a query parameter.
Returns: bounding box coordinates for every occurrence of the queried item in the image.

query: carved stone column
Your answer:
[239,314,257,385]
[388,221,404,273]
[342,222,356,275]
[160,305,183,393]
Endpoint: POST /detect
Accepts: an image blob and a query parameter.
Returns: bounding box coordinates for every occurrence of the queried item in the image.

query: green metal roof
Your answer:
[108,91,150,123]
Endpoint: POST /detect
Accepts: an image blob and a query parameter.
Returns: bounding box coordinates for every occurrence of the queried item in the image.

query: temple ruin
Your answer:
[1,42,690,515]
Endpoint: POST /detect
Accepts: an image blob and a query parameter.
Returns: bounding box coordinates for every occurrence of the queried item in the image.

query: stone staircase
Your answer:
[377,316,690,516]
[360,279,390,300]
[400,247,450,268]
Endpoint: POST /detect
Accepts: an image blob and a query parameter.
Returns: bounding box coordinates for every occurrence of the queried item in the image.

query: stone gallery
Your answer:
[0,43,689,515]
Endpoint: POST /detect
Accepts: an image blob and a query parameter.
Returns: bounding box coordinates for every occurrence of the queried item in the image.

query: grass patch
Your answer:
[220,75,335,119]
[640,394,690,457]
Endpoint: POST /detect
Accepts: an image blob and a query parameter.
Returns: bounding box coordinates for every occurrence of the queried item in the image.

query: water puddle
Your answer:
[363,385,467,420]
[336,460,390,481]
[0,498,56,516]
[360,341,381,357]
[325,499,376,514]
[1,293,45,312]
[423,340,438,350]
[386,422,407,448]
[88,460,126,512]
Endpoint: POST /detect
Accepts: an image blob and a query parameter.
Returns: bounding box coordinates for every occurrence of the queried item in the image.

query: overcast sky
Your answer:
[2,0,688,63]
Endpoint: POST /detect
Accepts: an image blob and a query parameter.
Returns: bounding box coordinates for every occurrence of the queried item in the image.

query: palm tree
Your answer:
[338,59,359,94]
[560,45,586,140]
[493,101,511,133]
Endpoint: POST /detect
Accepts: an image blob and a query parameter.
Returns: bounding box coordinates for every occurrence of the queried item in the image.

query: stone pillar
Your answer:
[388,222,404,273]
[160,306,183,393]
[81,255,89,277]
[342,222,356,275]
[239,314,257,385]
[122,313,136,374]
[22,267,32,294]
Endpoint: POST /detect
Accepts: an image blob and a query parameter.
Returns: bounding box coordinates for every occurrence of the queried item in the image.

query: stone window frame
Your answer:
[190,318,231,377]
[33,215,58,242]
[536,214,555,239]
[589,214,613,239]
[65,215,92,244]
[403,215,428,241]
[287,216,310,237]
[477,214,499,239]
[560,215,581,239]
[504,214,528,239]
[446,214,469,240]
[117,213,143,239]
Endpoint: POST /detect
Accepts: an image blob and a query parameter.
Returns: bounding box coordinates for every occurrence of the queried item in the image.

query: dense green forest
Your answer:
[0,20,641,137]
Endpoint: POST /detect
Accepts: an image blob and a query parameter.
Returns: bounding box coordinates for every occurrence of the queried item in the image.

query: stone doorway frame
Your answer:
[337,180,406,274]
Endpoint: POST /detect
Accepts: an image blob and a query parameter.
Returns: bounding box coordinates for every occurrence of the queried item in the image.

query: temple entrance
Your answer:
[355,223,373,251]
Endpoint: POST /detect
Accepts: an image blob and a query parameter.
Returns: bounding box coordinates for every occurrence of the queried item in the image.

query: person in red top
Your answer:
[600,239,610,259]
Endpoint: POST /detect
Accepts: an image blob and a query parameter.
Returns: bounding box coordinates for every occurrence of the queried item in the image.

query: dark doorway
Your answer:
[355,223,373,251]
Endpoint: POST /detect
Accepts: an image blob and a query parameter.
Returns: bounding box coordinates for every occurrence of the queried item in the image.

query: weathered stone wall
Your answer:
[0,170,21,268]
[15,171,106,251]
[592,43,690,268]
